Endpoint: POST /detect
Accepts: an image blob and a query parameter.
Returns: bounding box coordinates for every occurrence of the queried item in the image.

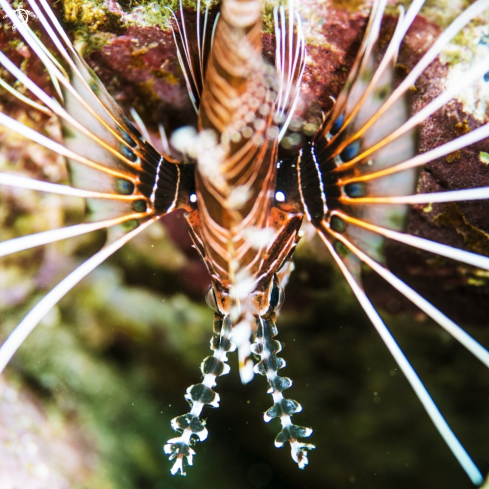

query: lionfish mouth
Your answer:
[0,0,489,484]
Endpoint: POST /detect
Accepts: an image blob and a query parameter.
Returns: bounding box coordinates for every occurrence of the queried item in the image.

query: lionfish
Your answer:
[0,0,489,483]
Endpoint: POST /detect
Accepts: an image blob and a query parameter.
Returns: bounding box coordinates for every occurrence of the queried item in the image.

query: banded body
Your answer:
[0,0,489,486]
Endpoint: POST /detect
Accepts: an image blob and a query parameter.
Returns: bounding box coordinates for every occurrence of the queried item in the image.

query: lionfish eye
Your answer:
[205,286,219,312]
[275,190,286,202]
[269,283,284,311]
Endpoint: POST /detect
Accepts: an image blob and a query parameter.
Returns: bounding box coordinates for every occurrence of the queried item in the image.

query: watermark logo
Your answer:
[2,3,37,31]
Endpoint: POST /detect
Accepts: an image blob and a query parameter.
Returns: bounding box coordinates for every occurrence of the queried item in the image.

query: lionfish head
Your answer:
[162,0,314,475]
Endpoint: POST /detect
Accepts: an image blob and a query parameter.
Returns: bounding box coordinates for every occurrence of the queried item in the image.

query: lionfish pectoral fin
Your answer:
[0,0,192,376]
[165,315,235,476]
[2,0,192,220]
[252,316,315,468]
[323,215,489,368]
[294,0,489,484]
[0,218,156,376]
[315,224,484,486]
[325,0,489,166]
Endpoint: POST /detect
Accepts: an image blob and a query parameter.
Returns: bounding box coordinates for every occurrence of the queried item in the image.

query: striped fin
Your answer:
[167,0,219,113]
[273,0,306,141]
[293,0,489,484]
[0,219,156,375]
[298,0,489,259]
[316,229,485,486]
[0,0,193,230]
[310,0,419,236]
[0,0,194,373]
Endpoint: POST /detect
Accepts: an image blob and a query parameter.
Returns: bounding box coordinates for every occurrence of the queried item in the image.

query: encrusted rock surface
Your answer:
[0,375,97,489]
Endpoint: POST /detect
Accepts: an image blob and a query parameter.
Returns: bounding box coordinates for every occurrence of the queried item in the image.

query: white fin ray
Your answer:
[326,222,489,369]
[342,0,389,126]
[167,0,215,112]
[0,0,75,100]
[317,227,484,487]
[0,111,137,181]
[24,22,67,75]
[35,0,137,125]
[0,172,140,200]
[158,123,172,157]
[178,0,200,92]
[341,0,489,150]
[335,61,489,171]
[340,123,489,185]
[23,21,67,100]
[0,213,148,258]
[342,186,489,205]
[274,0,306,141]
[31,0,133,129]
[0,76,53,116]
[334,210,489,272]
[0,218,156,375]
[0,51,140,168]
[0,110,144,221]
[327,0,425,142]
[130,107,153,145]
[2,0,139,150]
[322,0,387,135]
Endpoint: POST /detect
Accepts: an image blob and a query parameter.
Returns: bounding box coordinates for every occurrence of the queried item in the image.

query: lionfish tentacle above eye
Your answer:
[296,0,489,484]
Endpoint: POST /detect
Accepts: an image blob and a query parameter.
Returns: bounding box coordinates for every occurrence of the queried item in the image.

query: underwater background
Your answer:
[1,0,489,487]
